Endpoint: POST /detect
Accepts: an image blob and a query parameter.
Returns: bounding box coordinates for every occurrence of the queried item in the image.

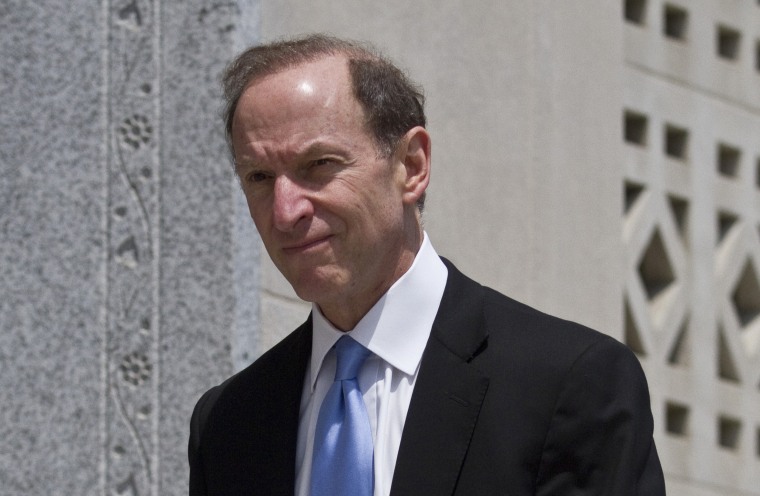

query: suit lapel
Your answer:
[390,260,490,496]
[258,319,312,494]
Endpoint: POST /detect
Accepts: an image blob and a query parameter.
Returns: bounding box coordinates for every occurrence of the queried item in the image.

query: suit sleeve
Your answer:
[534,336,665,495]
[188,385,224,496]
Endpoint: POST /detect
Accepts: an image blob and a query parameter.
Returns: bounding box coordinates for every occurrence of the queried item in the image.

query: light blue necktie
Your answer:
[310,335,373,496]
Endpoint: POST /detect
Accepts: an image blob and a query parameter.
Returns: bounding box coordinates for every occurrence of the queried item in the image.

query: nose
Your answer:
[271,175,313,232]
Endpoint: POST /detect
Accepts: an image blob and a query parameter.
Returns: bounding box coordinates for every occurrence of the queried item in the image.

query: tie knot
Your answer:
[334,336,370,381]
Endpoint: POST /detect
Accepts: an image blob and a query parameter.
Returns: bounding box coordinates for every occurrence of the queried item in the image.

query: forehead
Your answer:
[236,56,359,126]
[231,55,372,161]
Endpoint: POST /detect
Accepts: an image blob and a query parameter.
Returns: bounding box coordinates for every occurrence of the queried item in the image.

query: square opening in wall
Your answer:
[625,0,646,24]
[624,111,648,146]
[625,181,645,214]
[717,143,741,178]
[665,401,689,436]
[717,25,741,60]
[663,4,688,40]
[718,416,742,450]
[755,40,760,72]
[717,210,739,245]
[664,124,688,160]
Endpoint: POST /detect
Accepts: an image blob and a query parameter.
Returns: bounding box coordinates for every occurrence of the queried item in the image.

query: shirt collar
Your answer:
[309,233,449,390]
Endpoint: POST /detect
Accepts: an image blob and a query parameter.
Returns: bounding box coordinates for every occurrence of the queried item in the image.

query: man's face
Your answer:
[231,56,419,328]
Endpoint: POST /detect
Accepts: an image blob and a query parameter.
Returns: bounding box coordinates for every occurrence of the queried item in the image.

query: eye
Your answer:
[311,158,332,167]
[247,171,272,184]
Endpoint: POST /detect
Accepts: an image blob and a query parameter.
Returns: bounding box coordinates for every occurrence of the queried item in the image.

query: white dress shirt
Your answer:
[294,233,448,496]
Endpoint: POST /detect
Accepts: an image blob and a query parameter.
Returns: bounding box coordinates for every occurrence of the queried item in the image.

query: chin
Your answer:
[292,285,334,306]
[288,268,347,304]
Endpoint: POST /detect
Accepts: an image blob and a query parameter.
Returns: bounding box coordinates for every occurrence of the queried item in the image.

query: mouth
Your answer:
[282,235,332,254]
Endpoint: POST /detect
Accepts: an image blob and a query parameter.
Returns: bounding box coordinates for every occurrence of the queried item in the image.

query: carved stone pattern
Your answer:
[105,0,160,494]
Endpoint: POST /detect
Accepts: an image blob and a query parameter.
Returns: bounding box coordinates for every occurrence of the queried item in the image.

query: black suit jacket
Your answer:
[189,259,665,495]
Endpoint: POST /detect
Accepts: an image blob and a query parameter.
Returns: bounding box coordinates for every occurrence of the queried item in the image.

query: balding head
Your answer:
[222,34,426,162]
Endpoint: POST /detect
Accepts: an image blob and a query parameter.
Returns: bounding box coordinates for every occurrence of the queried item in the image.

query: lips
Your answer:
[282,235,332,254]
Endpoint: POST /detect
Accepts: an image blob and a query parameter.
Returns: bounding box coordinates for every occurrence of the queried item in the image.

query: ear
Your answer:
[397,126,431,208]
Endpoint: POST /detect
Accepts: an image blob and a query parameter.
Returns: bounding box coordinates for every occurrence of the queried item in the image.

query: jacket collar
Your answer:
[390,258,490,495]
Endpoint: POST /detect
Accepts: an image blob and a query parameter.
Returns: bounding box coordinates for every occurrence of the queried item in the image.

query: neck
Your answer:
[320,225,424,331]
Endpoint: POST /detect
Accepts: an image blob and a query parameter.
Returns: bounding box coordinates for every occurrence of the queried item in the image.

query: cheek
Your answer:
[247,202,260,225]
[353,198,404,243]
[244,191,268,221]
[248,203,271,236]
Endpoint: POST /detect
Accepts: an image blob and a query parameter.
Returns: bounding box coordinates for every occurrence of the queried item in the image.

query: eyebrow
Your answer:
[235,139,352,168]
[232,158,257,172]
[297,139,350,158]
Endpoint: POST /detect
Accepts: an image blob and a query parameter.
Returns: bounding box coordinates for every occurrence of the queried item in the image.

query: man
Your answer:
[189,34,665,495]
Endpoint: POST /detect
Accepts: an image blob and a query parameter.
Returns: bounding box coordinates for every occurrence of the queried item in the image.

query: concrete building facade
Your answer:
[0,0,758,494]
[623,1,760,494]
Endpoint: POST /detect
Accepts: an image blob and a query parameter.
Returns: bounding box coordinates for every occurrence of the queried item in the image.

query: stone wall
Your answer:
[1,1,243,494]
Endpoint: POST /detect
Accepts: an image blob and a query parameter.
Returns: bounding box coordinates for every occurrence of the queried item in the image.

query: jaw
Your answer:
[261,207,424,330]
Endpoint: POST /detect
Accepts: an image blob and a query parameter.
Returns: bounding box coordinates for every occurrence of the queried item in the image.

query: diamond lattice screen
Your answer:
[623,1,760,494]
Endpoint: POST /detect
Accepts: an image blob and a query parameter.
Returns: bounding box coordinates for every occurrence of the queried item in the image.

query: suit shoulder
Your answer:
[485,285,606,341]
[482,283,634,364]
[233,319,312,385]
[189,319,311,436]
[442,258,631,367]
